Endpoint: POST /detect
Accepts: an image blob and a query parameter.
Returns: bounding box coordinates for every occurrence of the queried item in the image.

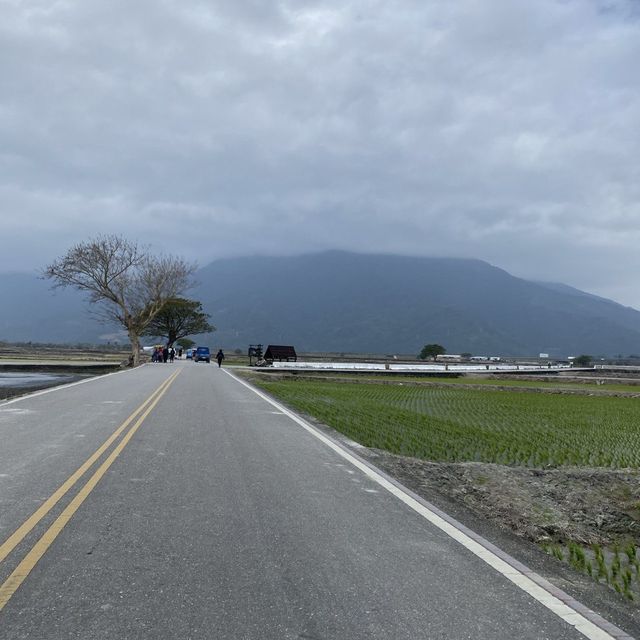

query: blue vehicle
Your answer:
[194,346,210,363]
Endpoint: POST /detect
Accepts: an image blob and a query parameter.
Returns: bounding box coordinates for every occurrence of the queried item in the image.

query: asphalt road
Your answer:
[0,362,629,639]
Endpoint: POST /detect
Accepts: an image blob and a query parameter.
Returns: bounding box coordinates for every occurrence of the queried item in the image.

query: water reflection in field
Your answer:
[0,373,72,388]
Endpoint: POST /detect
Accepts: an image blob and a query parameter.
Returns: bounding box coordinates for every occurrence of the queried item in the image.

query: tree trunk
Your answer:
[128,330,141,367]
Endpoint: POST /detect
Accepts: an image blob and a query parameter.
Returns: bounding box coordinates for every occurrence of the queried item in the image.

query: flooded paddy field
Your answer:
[0,372,91,401]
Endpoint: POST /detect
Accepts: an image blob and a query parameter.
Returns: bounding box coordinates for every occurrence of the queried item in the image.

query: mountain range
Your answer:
[2,251,640,357]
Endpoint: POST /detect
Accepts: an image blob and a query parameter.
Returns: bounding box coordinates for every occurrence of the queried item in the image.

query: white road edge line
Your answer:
[225,369,632,640]
[0,364,147,408]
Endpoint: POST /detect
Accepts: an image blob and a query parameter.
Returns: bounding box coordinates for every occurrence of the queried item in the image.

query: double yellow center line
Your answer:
[0,369,181,612]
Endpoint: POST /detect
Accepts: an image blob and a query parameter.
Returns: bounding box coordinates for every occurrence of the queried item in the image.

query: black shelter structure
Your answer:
[264,345,297,362]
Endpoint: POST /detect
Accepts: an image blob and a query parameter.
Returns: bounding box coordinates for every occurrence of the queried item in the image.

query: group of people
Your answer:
[150,345,226,367]
[151,346,177,363]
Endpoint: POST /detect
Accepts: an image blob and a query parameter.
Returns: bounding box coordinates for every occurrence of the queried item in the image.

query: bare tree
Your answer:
[43,235,196,366]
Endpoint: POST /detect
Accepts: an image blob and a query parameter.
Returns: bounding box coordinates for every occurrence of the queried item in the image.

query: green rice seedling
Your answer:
[625,543,636,564]
[613,544,621,564]
[252,377,640,468]
[552,546,564,562]
[597,557,608,582]
[611,558,621,581]
[585,559,593,577]
[621,568,634,601]
[568,543,587,572]
[575,545,587,571]
[590,545,608,582]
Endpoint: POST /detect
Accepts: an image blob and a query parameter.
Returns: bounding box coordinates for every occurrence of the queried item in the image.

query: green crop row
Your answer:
[543,542,640,600]
[253,378,640,468]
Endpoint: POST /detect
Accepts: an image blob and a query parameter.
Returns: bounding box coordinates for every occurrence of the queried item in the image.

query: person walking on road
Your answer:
[216,349,225,368]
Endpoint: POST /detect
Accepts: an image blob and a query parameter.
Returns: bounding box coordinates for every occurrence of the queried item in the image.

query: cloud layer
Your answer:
[1,0,639,306]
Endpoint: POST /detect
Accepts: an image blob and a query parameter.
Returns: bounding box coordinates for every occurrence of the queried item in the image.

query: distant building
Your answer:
[264,345,297,362]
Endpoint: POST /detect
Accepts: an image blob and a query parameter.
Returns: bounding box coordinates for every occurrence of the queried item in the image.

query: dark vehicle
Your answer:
[194,346,210,363]
[185,349,193,359]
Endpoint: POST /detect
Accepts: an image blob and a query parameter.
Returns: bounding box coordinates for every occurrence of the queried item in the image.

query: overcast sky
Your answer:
[1,0,639,306]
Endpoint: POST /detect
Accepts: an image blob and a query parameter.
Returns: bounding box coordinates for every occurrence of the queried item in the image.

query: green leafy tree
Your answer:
[176,337,195,350]
[142,297,215,346]
[418,344,446,361]
[44,235,195,366]
[573,354,593,367]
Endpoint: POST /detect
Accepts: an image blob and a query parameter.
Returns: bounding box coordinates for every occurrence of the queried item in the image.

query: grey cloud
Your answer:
[0,0,639,307]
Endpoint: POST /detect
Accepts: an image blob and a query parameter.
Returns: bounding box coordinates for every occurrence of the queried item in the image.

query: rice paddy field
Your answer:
[252,377,640,468]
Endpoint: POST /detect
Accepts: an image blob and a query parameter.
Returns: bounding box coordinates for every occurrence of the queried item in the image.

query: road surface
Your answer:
[0,362,632,639]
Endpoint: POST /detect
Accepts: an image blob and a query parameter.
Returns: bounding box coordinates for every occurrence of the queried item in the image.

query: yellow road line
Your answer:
[0,369,180,566]
[0,368,181,612]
